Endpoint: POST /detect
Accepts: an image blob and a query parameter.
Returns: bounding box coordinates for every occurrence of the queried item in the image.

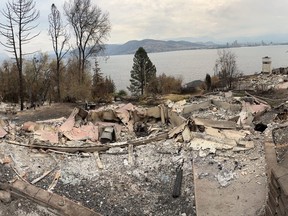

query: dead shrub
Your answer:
[211,76,221,90]
[148,73,182,95]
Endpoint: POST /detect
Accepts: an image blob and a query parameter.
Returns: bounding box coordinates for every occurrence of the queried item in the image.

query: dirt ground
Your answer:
[14,103,76,124]
[193,136,267,216]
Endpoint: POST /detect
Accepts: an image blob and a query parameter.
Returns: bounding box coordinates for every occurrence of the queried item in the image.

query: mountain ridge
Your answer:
[104,39,221,56]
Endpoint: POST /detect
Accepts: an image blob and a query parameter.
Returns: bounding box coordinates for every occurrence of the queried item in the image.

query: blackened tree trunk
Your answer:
[0,0,40,110]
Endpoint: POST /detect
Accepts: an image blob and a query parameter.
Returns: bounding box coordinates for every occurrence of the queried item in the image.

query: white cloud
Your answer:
[0,0,288,54]
[97,0,288,43]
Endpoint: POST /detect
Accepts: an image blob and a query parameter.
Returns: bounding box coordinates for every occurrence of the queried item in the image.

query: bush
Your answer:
[117,90,128,97]
[147,73,182,95]
[92,75,115,103]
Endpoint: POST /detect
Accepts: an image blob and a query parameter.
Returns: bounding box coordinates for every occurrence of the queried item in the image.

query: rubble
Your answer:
[2,72,288,215]
[0,124,7,138]
[0,190,11,203]
[0,179,100,216]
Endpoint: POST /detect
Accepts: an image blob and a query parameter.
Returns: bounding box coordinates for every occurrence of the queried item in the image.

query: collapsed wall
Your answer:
[267,167,288,216]
[265,126,288,216]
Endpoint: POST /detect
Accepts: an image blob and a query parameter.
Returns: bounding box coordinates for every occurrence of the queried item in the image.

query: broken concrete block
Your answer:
[238,101,270,127]
[272,126,288,145]
[172,100,186,113]
[0,190,11,203]
[243,102,270,118]
[115,108,130,125]
[64,123,99,142]
[175,134,184,142]
[87,110,103,123]
[182,126,191,142]
[159,104,168,124]
[0,119,6,127]
[102,110,118,121]
[1,156,12,164]
[164,99,173,107]
[211,99,241,112]
[237,110,254,126]
[221,130,249,142]
[237,140,254,149]
[121,103,135,111]
[59,108,79,132]
[182,100,211,115]
[115,103,134,125]
[254,111,277,125]
[34,130,59,144]
[0,125,7,138]
[36,117,66,124]
[205,127,225,139]
[135,107,146,118]
[194,118,237,129]
[22,121,38,132]
[224,91,233,98]
[191,129,238,147]
[131,110,142,123]
[168,110,186,127]
[199,149,209,157]
[276,82,288,89]
[188,137,235,151]
[168,122,187,139]
[146,106,161,118]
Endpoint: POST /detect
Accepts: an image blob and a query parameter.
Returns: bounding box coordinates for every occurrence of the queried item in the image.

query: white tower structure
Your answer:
[262,56,272,74]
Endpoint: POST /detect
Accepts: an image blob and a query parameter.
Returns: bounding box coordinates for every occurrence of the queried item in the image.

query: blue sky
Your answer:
[0,0,288,55]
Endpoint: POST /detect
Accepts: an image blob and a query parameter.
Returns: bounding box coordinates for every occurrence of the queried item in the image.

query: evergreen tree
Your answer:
[91,58,115,102]
[92,58,104,99]
[128,47,156,96]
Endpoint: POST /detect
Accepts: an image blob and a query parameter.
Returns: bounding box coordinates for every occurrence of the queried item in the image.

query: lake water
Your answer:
[99,45,288,91]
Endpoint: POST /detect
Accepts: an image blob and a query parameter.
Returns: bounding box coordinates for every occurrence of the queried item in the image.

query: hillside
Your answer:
[105,39,220,55]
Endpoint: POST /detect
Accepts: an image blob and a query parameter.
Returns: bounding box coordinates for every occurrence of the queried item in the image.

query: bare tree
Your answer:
[25,53,51,107]
[48,3,69,101]
[214,49,239,89]
[0,0,40,110]
[64,0,111,84]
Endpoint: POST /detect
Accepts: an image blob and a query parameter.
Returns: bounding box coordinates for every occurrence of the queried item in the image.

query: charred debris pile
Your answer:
[0,85,288,215]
